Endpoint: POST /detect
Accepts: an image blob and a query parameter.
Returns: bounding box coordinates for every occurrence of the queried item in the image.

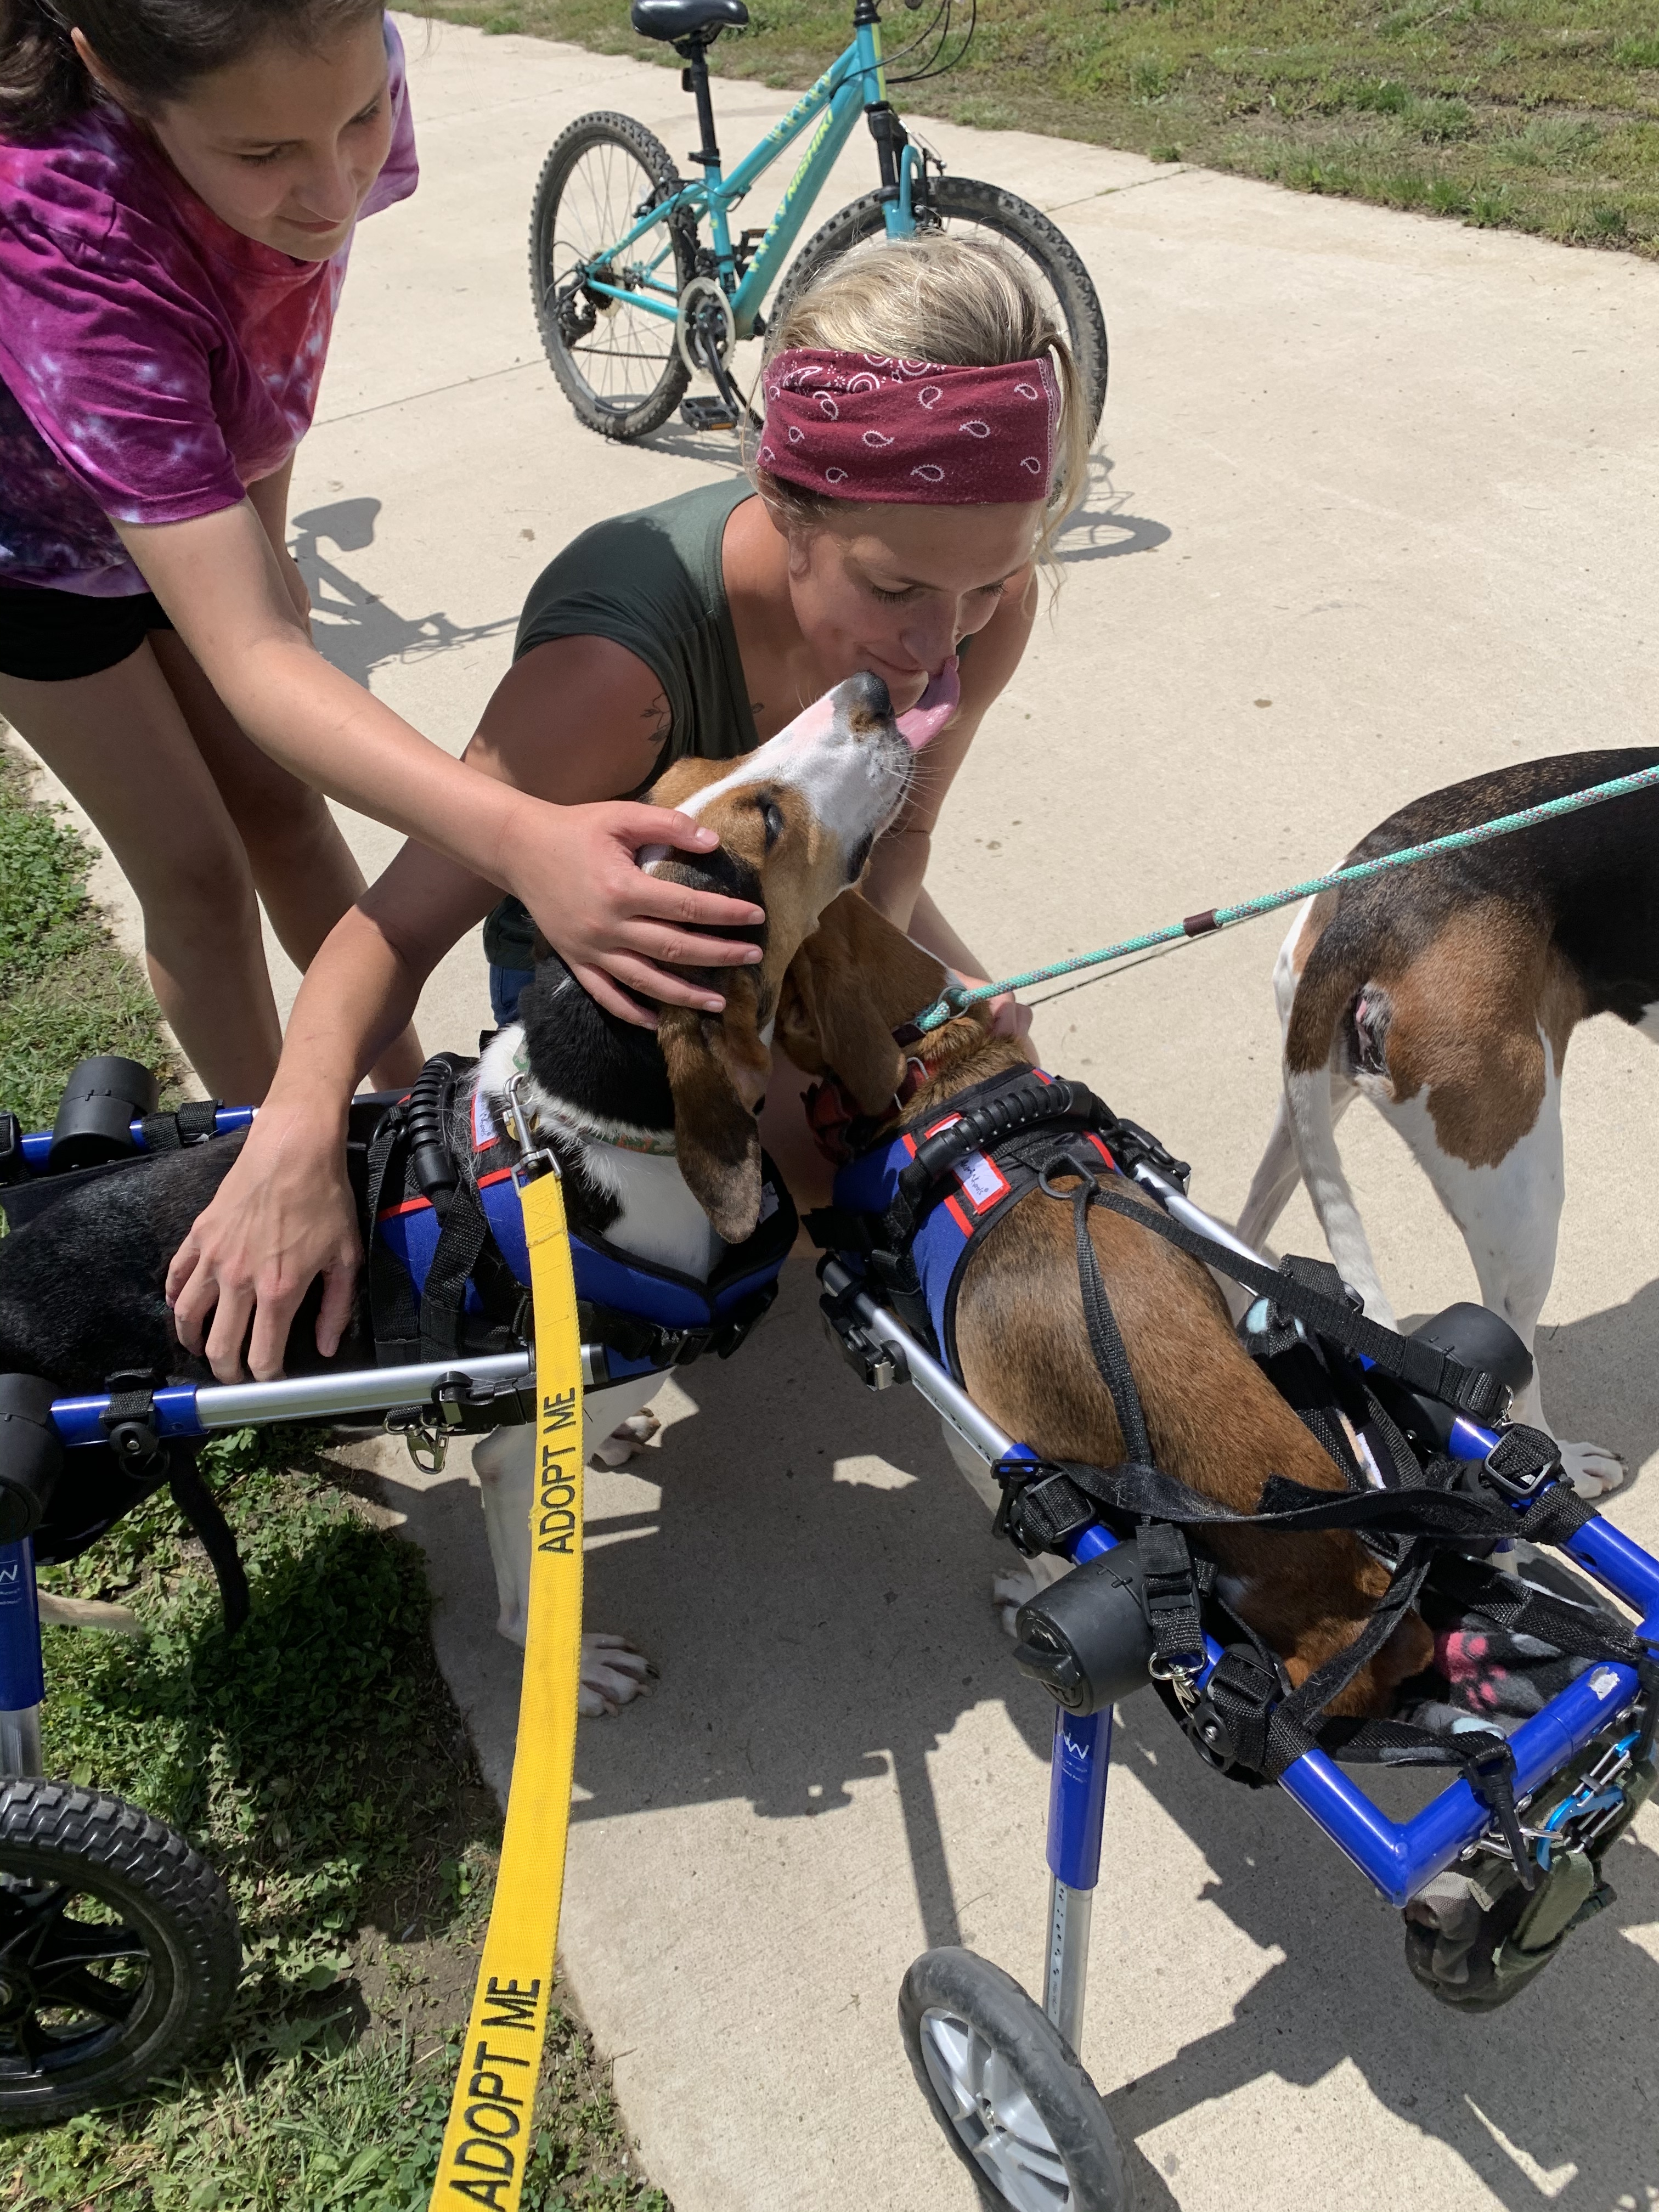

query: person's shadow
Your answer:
[287,499,518,689]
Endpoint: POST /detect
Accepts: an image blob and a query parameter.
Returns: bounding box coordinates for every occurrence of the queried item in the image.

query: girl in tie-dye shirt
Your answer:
[0,1,757,1115]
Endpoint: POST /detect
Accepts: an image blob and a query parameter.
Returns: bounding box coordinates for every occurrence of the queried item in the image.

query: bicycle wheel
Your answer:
[770,176,1108,438]
[0,1780,241,2122]
[899,1948,1128,2211]
[529,111,695,442]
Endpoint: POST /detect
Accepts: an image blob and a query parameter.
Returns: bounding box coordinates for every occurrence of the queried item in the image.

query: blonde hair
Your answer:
[755,233,1091,566]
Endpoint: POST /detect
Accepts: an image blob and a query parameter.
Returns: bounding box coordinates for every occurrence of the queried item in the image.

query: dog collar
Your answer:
[503,1057,679,1158]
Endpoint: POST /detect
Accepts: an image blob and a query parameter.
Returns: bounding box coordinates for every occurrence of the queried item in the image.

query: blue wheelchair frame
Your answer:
[580,5,924,344]
[821,1153,1659,2051]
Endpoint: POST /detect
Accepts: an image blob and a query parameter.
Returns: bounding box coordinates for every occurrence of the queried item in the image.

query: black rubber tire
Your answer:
[770,176,1109,438]
[899,1947,1130,2210]
[529,111,695,442]
[0,1780,241,2123]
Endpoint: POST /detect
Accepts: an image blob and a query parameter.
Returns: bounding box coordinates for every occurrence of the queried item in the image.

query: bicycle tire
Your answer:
[528,111,695,442]
[0,1779,241,2121]
[770,176,1108,439]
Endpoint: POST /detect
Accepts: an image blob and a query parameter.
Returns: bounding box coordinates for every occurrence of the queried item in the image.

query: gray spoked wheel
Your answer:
[0,1780,241,2122]
[529,110,695,441]
[899,1949,1128,2211]
[770,176,1108,438]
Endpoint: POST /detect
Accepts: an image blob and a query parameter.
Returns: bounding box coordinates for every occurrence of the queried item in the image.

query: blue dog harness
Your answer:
[369,1063,796,1375]
[810,1068,1120,1376]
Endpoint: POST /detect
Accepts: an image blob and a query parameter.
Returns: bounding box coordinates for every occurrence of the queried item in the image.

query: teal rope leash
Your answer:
[915,759,1659,1033]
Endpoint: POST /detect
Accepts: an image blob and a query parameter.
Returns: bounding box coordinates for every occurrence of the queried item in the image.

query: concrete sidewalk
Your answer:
[18,14,1659,2206]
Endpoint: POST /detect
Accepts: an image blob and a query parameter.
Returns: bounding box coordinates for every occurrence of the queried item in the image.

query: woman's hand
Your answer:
[500,798,765,1026]
[985,991,1035,1047]
[166,1099,360,1383]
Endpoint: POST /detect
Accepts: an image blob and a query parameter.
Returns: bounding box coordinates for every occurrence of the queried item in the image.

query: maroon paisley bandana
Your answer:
[758,349,1059,505]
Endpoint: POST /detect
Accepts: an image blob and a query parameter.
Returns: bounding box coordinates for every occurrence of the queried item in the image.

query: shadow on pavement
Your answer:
[289,498,518,687]
[1056,453,1172,564]
[556,1265,1659,2205]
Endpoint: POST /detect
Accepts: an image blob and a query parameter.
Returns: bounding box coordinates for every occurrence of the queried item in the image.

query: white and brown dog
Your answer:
[774,891,1438,1711]
[1238,748,1659,1499]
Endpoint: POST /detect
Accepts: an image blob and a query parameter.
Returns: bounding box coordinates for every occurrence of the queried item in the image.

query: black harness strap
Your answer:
[1068,1174,1152,1466]
[1048,1154,1510,1424]
[364,1103,422,1368]
[167,1458,251,1635]
[138,1098,222,1152]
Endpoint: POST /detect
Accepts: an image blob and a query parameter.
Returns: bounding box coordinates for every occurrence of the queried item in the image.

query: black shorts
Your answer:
[0,582,174,683]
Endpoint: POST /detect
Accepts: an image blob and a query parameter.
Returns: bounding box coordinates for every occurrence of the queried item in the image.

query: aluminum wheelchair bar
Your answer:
[46,1347,626,1448]
[819,1258,1107,2041]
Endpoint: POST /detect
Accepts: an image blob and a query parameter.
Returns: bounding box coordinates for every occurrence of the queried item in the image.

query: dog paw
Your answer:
[578,1631,657,1717]
[591,1411,662,1469]
[1556,1439,1627,1499]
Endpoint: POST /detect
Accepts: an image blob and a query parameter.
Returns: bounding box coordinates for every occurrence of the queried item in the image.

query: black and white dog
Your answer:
[0,672,942,1709]
[1239,747,1659,1498]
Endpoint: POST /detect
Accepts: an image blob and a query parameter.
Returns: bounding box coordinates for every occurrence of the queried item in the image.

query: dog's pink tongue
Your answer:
[896,657,960,751]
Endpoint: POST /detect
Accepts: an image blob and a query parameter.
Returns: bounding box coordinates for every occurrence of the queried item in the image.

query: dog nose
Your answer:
[837,670,894,735]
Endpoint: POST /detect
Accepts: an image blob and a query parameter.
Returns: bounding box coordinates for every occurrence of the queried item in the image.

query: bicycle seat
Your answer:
[630,0,748,44]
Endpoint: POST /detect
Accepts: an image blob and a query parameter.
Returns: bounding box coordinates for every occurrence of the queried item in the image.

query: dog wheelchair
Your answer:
[810,1081,1659,2212]
[0,1054,793,2121]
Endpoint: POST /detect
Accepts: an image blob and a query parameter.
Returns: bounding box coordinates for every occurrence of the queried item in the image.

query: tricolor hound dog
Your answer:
[1238,748,1659,1500]
[773,890,1436,1713]
[0,672,945,1714]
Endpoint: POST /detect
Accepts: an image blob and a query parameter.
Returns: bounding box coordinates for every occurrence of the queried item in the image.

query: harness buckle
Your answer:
[1480,1425,1565,1506]
[507,1071,561,1185]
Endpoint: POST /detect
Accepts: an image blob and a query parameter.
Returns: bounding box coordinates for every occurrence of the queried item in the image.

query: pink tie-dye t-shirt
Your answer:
[0,15,417,598]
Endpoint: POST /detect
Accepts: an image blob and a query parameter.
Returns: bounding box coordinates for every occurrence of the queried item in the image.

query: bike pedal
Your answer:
[680,396,740,433]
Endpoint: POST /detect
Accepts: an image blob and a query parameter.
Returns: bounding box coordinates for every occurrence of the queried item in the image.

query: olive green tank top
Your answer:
[484,476,757,973]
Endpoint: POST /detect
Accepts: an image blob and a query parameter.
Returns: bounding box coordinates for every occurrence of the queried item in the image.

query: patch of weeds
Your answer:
[1614,37,1659,70]
[1414,96,1476,143]
[481,7,524,29]
[1350,77,1412,116]
[1467,183,1515,225]
[950,97,1015,131]
[1128,50,1172,103]
[0,745,168,1130]
[1149,143,1182,163]
[1429,177,1471,216]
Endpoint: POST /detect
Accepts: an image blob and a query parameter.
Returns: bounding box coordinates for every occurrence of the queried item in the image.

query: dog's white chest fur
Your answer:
[471,1026,722,1280]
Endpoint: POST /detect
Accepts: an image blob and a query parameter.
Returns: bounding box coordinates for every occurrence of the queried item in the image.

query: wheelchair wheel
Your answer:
[529,111,695,441]
[899,1948,1128,2211]
[0,1780,241,2123]
[771,176,1109,438]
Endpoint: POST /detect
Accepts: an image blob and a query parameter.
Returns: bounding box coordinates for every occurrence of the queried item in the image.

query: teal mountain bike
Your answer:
[529,0,1108,443]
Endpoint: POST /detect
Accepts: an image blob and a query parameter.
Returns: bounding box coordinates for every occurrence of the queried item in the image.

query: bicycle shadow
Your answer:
[1055,453,1172,564]
[288,498,518,690]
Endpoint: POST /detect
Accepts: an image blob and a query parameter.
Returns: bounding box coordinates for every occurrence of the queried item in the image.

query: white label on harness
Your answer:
[954,1152,1010,1213]
[759,1182,779,1223]
[1589,1668,1621,1700]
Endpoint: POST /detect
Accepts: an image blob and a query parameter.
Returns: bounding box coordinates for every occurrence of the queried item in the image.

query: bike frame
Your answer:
[580,4,924,342]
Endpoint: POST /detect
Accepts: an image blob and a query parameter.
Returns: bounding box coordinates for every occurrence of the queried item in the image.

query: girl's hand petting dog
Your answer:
[166,1101,361,1383]
[500,800,765,1026]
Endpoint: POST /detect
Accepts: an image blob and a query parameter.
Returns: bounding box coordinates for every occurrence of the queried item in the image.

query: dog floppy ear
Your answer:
[777,891,947,1114]
[657,970,771,1243]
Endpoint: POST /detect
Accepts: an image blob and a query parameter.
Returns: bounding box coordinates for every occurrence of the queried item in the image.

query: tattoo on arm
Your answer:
[641,691,673,745]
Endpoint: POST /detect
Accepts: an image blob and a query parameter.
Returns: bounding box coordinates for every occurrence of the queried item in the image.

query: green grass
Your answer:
[0,749,169,1130]
[0,749,668,2208]
[411,0,1659,256]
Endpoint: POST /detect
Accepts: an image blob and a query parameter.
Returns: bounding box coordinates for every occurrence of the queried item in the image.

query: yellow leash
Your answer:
[428,1152,584,2211]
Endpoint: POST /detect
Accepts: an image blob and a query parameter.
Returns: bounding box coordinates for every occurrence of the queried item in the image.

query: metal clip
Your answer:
[384,1407,447,1474]
[507,1070,561,1185]
[1148,1653,1201,1712]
